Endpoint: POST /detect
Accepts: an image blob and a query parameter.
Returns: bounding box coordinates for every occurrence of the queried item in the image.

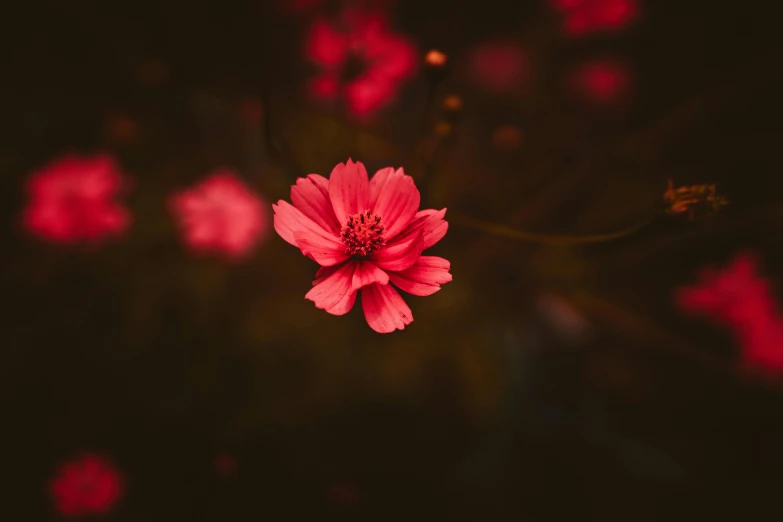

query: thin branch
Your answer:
[450,211,656,246]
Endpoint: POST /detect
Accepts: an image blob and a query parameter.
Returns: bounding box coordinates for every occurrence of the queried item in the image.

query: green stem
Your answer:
[451,212,655,246]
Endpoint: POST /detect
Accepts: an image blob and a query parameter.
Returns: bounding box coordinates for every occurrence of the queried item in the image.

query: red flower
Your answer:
[571,59,630,104]
[305,9,417,118]
[169,169,269,259]
[676,253,783,375]
[49,454,123,517]
[273,159,451,333]
[551,0,639,36]
[741,316,783,375]
[23,154,131,243]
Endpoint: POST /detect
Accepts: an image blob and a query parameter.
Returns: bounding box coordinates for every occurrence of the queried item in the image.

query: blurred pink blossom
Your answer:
[50,454,123,517]
[676,252,783,375]
[23,154,131,244]
[467,41,528,94]
[304,9,417,118]
[551,0,639,36]
[570,59,630,104]
[169,169,269,259]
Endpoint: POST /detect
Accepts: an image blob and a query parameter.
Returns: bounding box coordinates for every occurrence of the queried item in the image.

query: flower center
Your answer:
[341,51,369,82]
[340,210,385,257]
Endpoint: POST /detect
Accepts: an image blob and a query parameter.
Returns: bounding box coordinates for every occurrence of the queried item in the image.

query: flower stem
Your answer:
[450,212,656,246]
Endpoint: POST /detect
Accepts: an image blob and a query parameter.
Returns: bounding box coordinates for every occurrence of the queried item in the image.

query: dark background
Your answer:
[3,0,783,520]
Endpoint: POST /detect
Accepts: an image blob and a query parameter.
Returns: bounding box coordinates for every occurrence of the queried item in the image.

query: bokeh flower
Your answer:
[551,0,639,37]
[169,169,269,259]
[570,59,630,104]
[305,9,417,118]
[23,154,131,244]
[50,454,123,517]
[676,253,783,375]
[273,159,451,333]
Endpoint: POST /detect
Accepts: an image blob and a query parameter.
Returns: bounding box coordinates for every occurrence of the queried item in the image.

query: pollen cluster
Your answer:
[340,209,386,257]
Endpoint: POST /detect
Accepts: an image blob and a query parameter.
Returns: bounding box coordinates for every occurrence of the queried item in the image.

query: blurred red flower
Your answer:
[676,252,783,375]
[50,454,123,517]
[273,159,451,333]
[305,9,417,118]
[551,0,639,36]
[467,41,528,94]
[571,59,630,104]
[23,154,131,244]
[169,169,269,259]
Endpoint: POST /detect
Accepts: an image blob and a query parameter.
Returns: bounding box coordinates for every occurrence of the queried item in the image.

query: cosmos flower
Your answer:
[169,169,269,259]
[305,9,417,118]
[49,454,123,517]
[676,253,783,375]
[23,154,131,244]
[273,159,451,333]
[551,0,639,37]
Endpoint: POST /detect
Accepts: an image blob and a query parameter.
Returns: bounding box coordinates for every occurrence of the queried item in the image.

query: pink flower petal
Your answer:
[308,73,341,101]
[352,261,390,291]
[291,174,340,235]
[305,262,357,315]
[368,166,394,204]
[403,208,448,250]
[305,17,349,68]
[361,282,413,333]
[366,35,418,82]
[388,256,452,296]
[273,199,339,248]
[294,230,350,266]
[328,159,370,225]
[372,229,423,271]
[345,75,396,117]
[368,167,420,240]
[313,264,341,285]
[327,288,358,315]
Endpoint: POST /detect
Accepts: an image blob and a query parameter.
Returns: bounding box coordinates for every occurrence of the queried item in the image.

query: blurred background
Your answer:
[3,0,783,520]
